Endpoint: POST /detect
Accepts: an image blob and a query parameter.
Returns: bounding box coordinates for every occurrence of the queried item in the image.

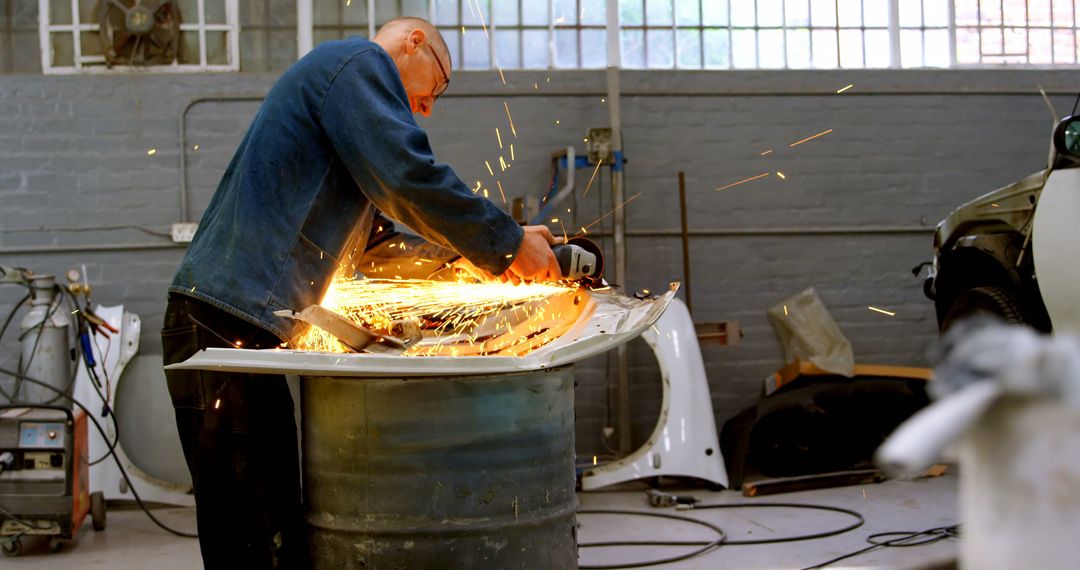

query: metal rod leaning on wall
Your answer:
[178,96,266,223]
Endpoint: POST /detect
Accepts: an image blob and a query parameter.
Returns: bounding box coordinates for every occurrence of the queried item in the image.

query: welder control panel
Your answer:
[19,421,66,448]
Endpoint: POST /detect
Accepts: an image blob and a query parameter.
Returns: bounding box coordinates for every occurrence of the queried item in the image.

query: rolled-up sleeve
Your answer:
[319,48,523,276]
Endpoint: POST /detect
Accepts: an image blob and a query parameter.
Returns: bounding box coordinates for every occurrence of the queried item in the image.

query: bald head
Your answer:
[373,17,452,116]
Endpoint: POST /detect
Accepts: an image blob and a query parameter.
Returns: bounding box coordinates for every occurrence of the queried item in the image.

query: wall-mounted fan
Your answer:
[96,0,180,67]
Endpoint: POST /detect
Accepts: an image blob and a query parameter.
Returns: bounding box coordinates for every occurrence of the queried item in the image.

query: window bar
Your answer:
[1024,0,1029,63]
[672,0,679,69]
[727,0,734,68]
[641,0,648,68]
[517,0,524,68]
[698,0,704,69]
[459,0,464,68]
[833,0,840,66]
[920,0,926,66]
[489,0,497,70]
[1074,0,1078,64]
[428,0,435,24]
[38,0,51,72]
[1049,0,1056,63]
[888,0,900,67]
[548,0,555,68]
[368,0,376,39]
[860,0,867,67]
[947,0,957,67]
[781,0,789,68]
[298,0,313,59]
[228,0,239,70]
[198,0,207,66]
[752,0,760,68]
[576,0,582,68]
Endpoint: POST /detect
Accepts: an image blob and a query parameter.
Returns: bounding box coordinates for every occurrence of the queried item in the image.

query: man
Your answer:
[161,17,561,568]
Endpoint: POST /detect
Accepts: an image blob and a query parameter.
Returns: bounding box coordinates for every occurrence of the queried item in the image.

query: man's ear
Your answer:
[404,28,426,53]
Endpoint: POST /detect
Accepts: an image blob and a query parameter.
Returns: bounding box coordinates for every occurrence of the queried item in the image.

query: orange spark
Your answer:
[582,159,603,198]
[497,180,507,205]
[837,84,854,93]
[714,172,770,192]
[580,192,643,233]
[503,101,517,137]
[760,149,773,156]
[789,129,833,147]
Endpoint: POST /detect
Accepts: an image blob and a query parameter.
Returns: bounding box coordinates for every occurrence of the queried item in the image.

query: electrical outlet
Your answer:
[171,223,199,243]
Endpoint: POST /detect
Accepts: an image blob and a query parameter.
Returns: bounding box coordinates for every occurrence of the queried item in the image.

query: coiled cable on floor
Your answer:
[578,502,866,569]
[800,524,960,570]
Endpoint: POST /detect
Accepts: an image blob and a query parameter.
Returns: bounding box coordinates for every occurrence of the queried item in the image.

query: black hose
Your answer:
[577,509,727,569]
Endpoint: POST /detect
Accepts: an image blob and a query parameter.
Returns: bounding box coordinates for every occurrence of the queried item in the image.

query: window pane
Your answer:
[923,0,949,27]
[80,31,101,56]
[675,0,700,25]
[898,0,921,26]
[838,29,863,67]
[787,29,811,68]
[758,0,784,27]
[494,0,518,25]
[646,0,673,26]
[758,29,785,67]
[581,0,606,25]
[863,0,889,26]
[1028,0,1051,26]
[50,0,72,24]
[811,29,838,67]
[402,0,429,18]
[865,29,890,67]
[1055,30,1076,63]
[522,29,548,68]
[955,0,978,25]
[206,30,228,65]
[582,29,607,67]
[786,0,810,26]
[51,32,73,66]
[900,29,923,67]
[179,30,200,63]
[463,0,489,26]
[496,29,520,67]
[554,0,577,25]
[810,0,837,26]
[925,29,950,66]
[981,0,1002,25]
[1053,0,1074,26]
[703,28,730,68]
[732,29,757,67]
[205,1,227,24]
[555,29,578,67]
[1029,28,1052,63]
[620,0,644,25]
[676,29,702,67]
[646,28,674,67]
[463,25,490,68]
[436,0,459,25]
[956,27,980,63]
[703,1,728,26]
[78,0,97,24]
[376,0,400,24]
[441,27,462,67]
[621,28,645,67]
[731,1,756,26]
[1004,27,1027,55]
[838,0,861,27]
[523,0,548,25]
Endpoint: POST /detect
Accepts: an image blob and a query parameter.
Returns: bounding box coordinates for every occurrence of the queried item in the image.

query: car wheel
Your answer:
[941,285,1026,332]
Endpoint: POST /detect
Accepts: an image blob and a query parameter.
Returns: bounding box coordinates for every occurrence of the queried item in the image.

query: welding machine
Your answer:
[0,405,105,556]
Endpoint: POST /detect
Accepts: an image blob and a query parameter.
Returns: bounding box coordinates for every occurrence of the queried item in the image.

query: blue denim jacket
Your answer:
[170,38,523,342]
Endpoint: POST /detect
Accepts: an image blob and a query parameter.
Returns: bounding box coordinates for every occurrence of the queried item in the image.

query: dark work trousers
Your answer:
[161,293,303,569]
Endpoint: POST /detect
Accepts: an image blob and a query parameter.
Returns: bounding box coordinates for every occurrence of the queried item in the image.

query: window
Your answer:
[2,0,41,73]
[39,0,239,74]
[956,0,1080,65]
[240,0,298,73]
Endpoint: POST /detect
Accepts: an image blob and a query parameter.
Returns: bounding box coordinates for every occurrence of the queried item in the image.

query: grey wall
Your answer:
[0,68,1069,456]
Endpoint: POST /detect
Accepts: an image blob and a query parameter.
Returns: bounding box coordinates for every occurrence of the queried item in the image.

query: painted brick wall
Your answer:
[0,68,1070,457]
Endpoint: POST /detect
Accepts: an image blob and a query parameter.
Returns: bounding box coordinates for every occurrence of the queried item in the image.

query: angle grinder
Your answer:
[551,237,604,286]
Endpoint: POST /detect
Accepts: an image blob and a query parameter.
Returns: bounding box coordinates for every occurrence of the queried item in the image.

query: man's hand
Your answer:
[450,257,498,283]
[504,226,562,284]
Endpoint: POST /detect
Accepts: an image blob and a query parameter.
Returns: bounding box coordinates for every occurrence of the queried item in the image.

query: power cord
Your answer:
[0,366,197,539]
[577,502,866,570]
[800,524,960,570]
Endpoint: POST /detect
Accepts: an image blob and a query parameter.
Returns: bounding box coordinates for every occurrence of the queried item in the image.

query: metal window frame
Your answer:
[38,0,240,75]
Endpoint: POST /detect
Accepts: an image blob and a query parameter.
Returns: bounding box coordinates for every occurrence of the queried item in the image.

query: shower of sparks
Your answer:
[555,119,561,125]
[496,127,503,149]
[497,180,508,205]
[147,148,157,156]
[581,159,604,198]
[555,218,568,242]
[473,181,482,194]
[192,144,199,151]
[294,278,574,355]
[499,156,508,171]
[789,129,833,147]
[534,82,539,90]
[579,192,642,234]
[991,203,1000,207]
[461,25,466,34]
[471,0,490,39]
[760,149,773,156]
[783,304,789,316]
[715,172,770,192]
[510,144,515,160]
[497,67,506,85]
[346,0,351,5]
[483,188,489,198]
[837,84,854,93]
[485,160,494,176]
[503,101,518,137]
[868,306,896,317]
[777,171,786,179]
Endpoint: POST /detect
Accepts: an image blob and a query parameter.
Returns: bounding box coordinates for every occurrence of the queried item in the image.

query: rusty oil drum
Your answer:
[301,366,578,569]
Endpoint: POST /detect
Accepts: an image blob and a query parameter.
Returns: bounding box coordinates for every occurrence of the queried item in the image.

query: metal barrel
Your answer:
[302,366,578,569]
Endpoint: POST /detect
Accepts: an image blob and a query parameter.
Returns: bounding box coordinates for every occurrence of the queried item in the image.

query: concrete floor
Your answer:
[3,473,958,569]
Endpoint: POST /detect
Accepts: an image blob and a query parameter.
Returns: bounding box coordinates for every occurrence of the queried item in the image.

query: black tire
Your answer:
[91,491,106,531]
[48,538,64,553]
[1,538,21,557]
[941,285,1026,332]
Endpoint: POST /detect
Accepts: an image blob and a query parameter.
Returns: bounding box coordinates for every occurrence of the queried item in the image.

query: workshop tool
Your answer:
[551,237,604,285]
[274,306,417,354]
[646,489,699,508]
[741,469,885,497]
[0,405,105,556]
